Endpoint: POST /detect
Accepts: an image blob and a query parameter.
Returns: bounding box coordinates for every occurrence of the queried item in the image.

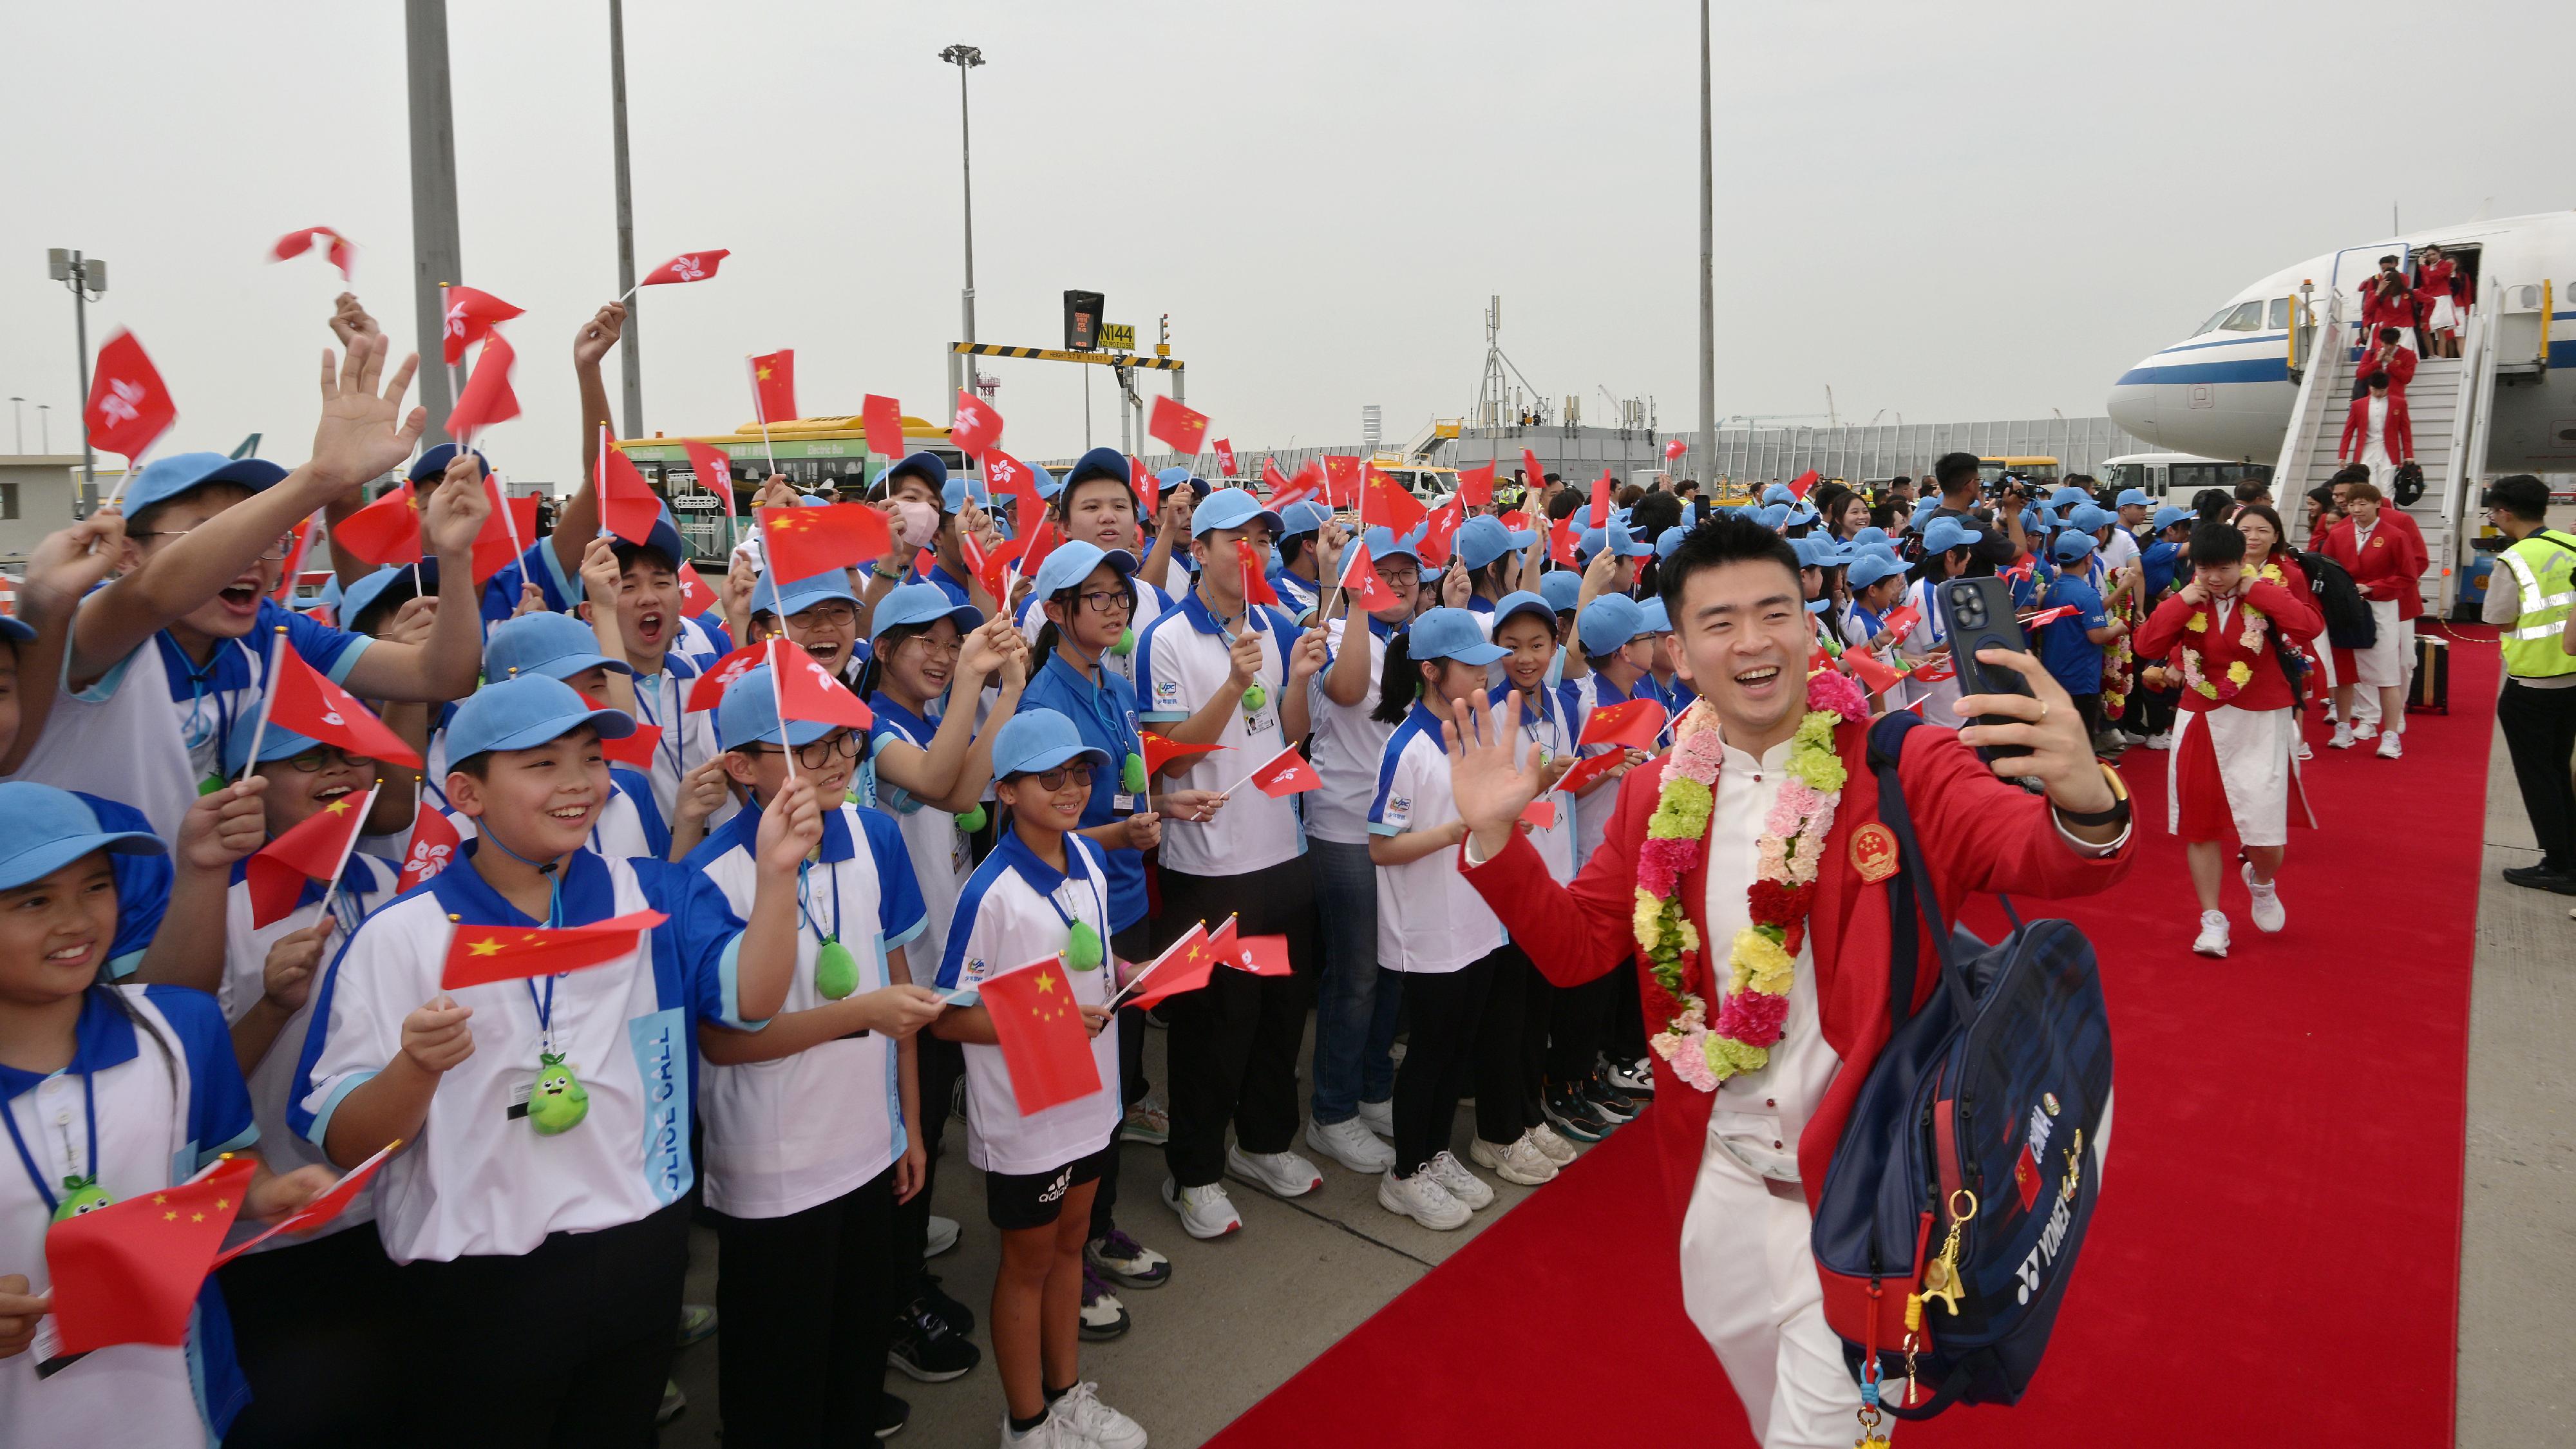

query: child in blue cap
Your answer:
[1023,448,1177,688]
[0,782,336,1446]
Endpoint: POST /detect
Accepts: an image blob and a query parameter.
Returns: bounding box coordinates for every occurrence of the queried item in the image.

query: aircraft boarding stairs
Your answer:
[2277,283,2505,616]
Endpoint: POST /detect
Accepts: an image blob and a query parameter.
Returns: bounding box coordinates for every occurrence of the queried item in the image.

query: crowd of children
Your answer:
[0,290,2444,1448]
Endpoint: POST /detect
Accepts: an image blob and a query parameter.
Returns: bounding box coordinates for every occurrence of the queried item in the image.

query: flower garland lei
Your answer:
[1633,667,1870,1092]
[2174,562,2283,703]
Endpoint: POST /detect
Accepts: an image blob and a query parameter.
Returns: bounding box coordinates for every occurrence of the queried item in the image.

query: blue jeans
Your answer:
[1308,838,1401,1124]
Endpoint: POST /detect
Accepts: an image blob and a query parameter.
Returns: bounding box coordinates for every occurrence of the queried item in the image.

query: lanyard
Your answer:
[630,670,687,784]
[1032,855,1110,945]
[3,1064,102,1216]
[174,636,258,754]
[795,857,844,945]
[482,836,571,1056]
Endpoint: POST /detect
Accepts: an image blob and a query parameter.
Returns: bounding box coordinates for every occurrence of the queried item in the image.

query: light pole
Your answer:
[405,0,466,449]
[1696,0,1716,484]
[608,0,644,439]
[46,249,106,506]
[938,43,984,421]
[8,398,21,454]
[38,406,51,454]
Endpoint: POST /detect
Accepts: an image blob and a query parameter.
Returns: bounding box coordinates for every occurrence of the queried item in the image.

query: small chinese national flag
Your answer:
[1125,923,1218,1012]
[978,959,1103,1115]
[245,784,378,929]
[447,333,522,441]
[1553,750,1628,800]
[397,807,464,891]
[44,1156,256,1355]
[442,909,668,990]
[688,643,770,712]
[598,444,663,546]
[770,638,874,731]
[1213,438,1238,476]
[1237,540,1280,607]
[1580,697,1665,752]
[1340,541,1403,612]
[440,285,522,366]
[1148,395,1210,456]
[750,350,798,423]
[578,691,664,770]
[1321,455,1361,508]
[1361,466,1428,536]
[761,504,893,580]
[1589,469,1614,527]
[1458,462,1495,507]
[265,643,424,768]
[1844,648,1904,696]
[863,394,906,463]
[1242,746,1320,799]
[639,249,728,285]
[2020,604,2078,629]
[1139,732,1222,776]
[469,488,542,587]
[86,330,177,462]
[950,392,1004,459]
[212,1142,397,1269]
[272,227,356,279]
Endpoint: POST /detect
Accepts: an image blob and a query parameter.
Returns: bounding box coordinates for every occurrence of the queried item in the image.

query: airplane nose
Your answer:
[2105,371,2156,440]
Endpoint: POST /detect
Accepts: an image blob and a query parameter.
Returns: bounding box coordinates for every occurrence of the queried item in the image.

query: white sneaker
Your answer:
[1470,1133,1558,1186]
[2294,738,2313,762]
[2352,721,2378,741]
[1159,1177,1241,1239]
[1423,1150,1495,1210]
[2327,723,2356,750]
[2242,864,2285,934]
[2192,910,2230,958]
[1225,1144,1323,1198]
[2144,732,2172,750]
[1377,1166,1472,1230]
[2376,730,2403,759]
[1001,1411,1084,1448]
[1050,1382,1148,1449]
[1525,1122,1578,1165]
[1305,1116,1396,1174]
[1355,1098,1395,1137]
[926,1214,960,1258]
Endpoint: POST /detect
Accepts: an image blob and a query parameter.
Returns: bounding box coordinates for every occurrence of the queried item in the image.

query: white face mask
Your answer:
[893,500,940,549]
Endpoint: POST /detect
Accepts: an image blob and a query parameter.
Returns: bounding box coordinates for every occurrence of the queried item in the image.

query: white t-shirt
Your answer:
[2099,527,2139,578]
[1305,616,1393,846]
[0,986,259,1445]
[933,833,1122,1176]
[294,848,760,1263]
[1367,703,1504,974]
[1136,592,1307,877]
[625,659,734,837]
[6,648,198,846]
[688,799,926,1218]
[1899,578,1964,728]
[1560,672,1654,868]
[862,699,974,974]
[1492,681,1580,882]
[219,852,402,1249]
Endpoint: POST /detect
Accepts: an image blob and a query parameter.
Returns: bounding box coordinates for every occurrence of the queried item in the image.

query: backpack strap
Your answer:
[1866,712,1980,1025]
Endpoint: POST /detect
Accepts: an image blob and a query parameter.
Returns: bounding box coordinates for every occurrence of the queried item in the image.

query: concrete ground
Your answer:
[662,1019,1587,1449]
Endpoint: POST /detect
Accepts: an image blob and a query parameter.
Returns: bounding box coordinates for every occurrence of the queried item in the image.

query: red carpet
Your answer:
[1215,638,2497,1448]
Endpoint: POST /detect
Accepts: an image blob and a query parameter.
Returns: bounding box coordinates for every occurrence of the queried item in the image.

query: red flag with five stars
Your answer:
[1321,455,1360,508]
[43,1156,256,1355]
[441,909,670,990]
[1238,540,1280,607]
[1458,462,1495,507]
[977,958,1103,1115]
[750,350,797,423]
[760,504,893,580]
[1579,697,1665,752]
[1124,923,1216,1012]
[1360,465,1427,537]
[863,394,906,463]
[244,783,379,928]
[1148,395,1209,457]
[211,1142,397,1268]
[1139,731,1223,776]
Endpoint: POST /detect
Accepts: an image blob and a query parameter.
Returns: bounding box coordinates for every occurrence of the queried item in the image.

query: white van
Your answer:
[2098,452,2273,501]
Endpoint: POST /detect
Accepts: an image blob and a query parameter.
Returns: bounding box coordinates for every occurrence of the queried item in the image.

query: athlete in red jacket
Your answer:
[1443,516,2132,1448]
[2353,325,2418,400]
[2317,480,2427,756]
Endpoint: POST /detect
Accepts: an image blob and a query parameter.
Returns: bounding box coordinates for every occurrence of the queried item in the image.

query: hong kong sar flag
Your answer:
[86,330,177,463]
[638,249,728,286]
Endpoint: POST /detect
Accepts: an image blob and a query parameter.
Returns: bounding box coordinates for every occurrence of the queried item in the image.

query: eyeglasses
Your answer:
[1075,589,1133,616]
[748,731,862,770]
[900,634,963,660]
[278,746,366,773]
[131,529,298,561]
[1019,766,1085,791]
[1377,566,1421,589]
[787,603,858,629]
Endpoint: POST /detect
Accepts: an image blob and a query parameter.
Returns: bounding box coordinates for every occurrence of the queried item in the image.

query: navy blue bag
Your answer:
[1809,712,2114,1419]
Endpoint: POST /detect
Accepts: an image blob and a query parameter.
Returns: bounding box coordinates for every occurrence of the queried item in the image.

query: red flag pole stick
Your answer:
[308,782,384,925]
[236,626,287,783]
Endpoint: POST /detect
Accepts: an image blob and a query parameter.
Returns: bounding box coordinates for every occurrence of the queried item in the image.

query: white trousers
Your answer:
[1676,1133,1870,1448]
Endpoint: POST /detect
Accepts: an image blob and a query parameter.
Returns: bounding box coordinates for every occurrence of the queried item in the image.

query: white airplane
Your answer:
[2105,210,2576,470]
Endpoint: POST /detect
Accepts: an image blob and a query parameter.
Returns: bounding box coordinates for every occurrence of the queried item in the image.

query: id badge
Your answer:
[505,1070,536,1121]
[1113,793,1138,812]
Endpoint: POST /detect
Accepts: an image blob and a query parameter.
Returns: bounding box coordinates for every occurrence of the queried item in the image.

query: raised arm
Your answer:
[551,303,626,586]
[0,513,125,772]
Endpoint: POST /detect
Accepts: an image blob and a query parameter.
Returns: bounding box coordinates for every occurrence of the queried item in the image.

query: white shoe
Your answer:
[1225,1144,1323,1198]
[2376,730,2403,759]
[1378,1166,1472,1229]
[1470,1133,1559,1186]
[1423,1150,1495,1210]
[926,1214,960,1258]
[2192,910,2230,958]
[1354,1097,1394,1137]
[2352,721,2378,741]
[1305,1115,1396,1173]
[1525,1122,1578,1165]
[2143,732,2172,750]
[2242,864,2285,934]
[2327,723,2356,750]
[1001,1411,1084,1448]
[1051,1382,1148,1449]
[1159,1177,1241,1239]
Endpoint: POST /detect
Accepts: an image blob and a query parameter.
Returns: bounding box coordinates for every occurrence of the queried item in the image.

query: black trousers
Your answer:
[397,1200,690,1449]
[1388,953,1494,1175]
[1488,945,1549,1141]
[2070,692,2104,741]
[216,1223,404,1449]
[2135,674,2178,735]
[1089,920,1155,1240]
[2499,679,2576,871]
[1159,857,1317,1187]
[1544,969,1618,1081]
[712,1168,898,1448]
[891,1031,965,1292]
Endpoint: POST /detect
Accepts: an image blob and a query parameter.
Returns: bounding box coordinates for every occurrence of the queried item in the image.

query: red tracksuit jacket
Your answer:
[2339,393,2414,464]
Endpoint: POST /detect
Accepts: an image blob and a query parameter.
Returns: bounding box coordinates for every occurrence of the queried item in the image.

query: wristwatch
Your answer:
[2051,762,2131,829]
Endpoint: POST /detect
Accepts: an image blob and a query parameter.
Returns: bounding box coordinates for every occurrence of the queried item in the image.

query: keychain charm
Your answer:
[1240,683,1267,714]
[1121,752,1148,795]
[527,1052,590,1135]
[51,1175,111,1223]
[1112,625,1135,658]
[1065,921,1105,972]
[814,938,860,1000]
[953,804,989,833]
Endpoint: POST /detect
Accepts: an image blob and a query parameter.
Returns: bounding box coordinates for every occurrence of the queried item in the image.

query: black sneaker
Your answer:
[875,1392,911,1440]
[1543,1081,1610,1142]
[1078,1262,1132,1341]
[2503,864,2576,895]
[921,1271,975,1336]
[887,1296,980,1381]
[1601,1053,1654,1096]
[1583,1070,1638,1123]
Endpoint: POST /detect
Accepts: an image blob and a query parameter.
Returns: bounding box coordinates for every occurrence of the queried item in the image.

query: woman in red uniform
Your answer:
[2415,245,2460,358]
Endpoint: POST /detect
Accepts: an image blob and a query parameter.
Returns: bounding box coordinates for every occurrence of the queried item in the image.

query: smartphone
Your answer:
[1940,576,2037,763]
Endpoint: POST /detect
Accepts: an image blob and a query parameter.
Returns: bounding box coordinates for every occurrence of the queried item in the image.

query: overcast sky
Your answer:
[3,0,2567,488]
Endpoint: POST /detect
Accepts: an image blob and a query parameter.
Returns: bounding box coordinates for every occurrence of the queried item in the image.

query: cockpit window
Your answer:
[2192,306,2234,336]
[2219,301,2266,332]
[2268,297,2291,328]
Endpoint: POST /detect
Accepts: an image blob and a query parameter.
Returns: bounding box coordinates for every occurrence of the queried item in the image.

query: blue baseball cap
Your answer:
[1156,466,1213,501]
[1656,526,1689,560]
[337,562,435,633]
[1278,501,1333,540]
[2068,504,2117,534]
[223,723,324,778]
[2018,506,2043,533]
[485,610,633,684]
[1032,539,1138,600]
[2048,484,2088,507]
[1848,526,1889,553]
[2152,505,2193,531]
[868,581,983,641]
[2114,488,2152,509]
[0,614,30,646]
[1406,607,1508,666]
[122,453,289,522]
[714,665,838,752]
[1793,535,1848,568]
[442,675,637,765]
[1634,598,1672,635]
[942,471,992,515]
[1063,447,1133,493]
[1456,515,1534,571]
[1580,520,1654,560]
[874,450,949,504]
[1761,484,1795,505]
[1920,516,1984,556]
[407,444,489,486]
[1754,504,1791,531]
[1539,569,1583,614]
[2052,531,2099,562]
[1191,488,1283,538]
[1028,462,1061,501]
[990,708,1110,779]
[1490,590,1555,634]
[1909,496,1942,523]
[752,569,860,621]
[1846,553,1906,589]
[0,782,166,892]
[1361,524,1420,564]
[1576,594,1647,656]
